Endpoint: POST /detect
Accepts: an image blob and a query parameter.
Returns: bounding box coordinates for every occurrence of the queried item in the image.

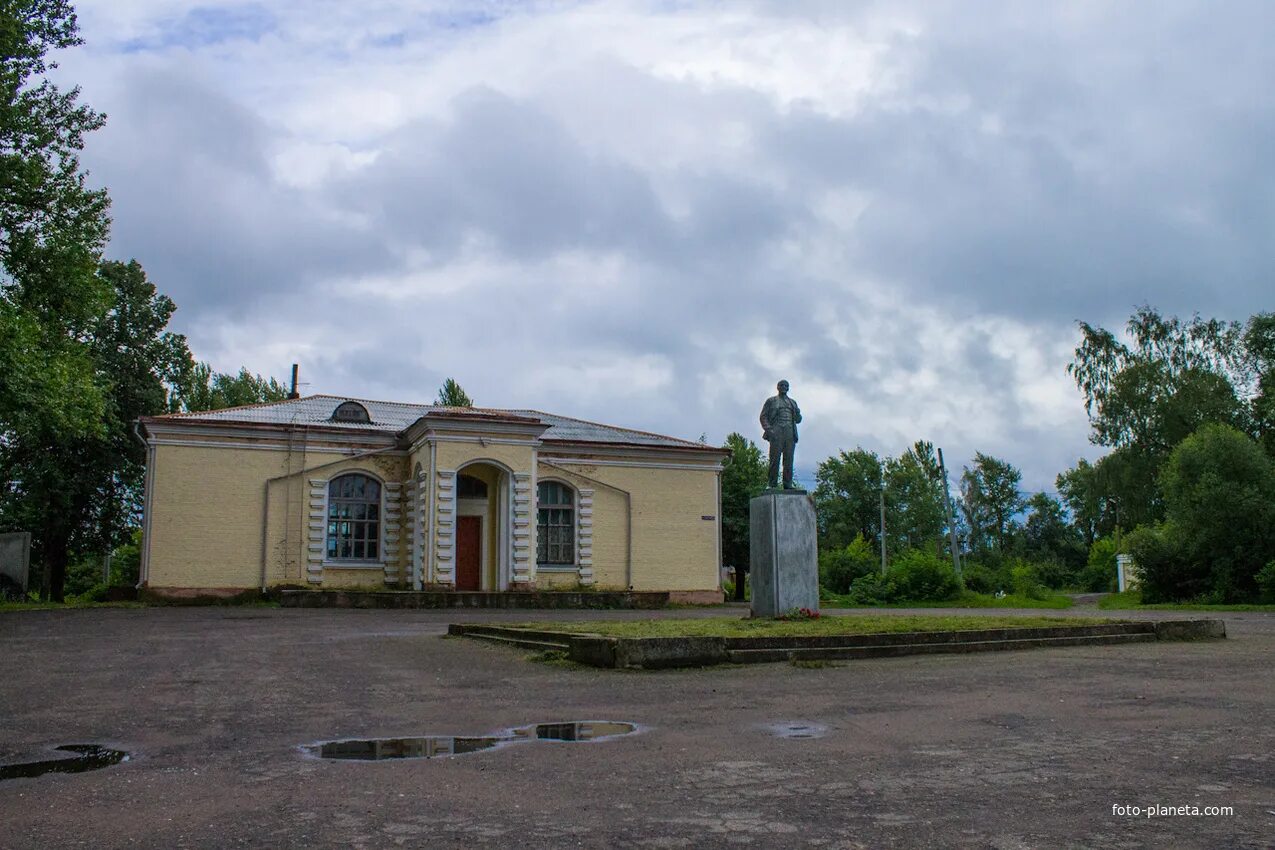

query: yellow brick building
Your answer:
[137,395,727,602]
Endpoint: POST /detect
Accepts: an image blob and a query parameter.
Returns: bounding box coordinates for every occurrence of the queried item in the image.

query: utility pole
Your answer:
[879,484,887,575]
[938,448,961,577]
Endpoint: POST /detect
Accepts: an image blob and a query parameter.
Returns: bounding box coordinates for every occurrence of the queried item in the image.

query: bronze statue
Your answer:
[760,379,802,489]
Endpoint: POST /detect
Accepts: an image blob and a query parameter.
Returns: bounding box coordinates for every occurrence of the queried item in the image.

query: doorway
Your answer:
[456,516,482,591]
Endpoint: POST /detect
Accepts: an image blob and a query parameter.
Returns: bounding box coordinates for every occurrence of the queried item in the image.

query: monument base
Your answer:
[749,491,819,618]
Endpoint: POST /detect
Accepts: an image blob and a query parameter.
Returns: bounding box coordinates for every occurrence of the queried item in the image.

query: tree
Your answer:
[719,432,766,599]
[814,448,883,552]
[960,453,1025,553]
[0,0,112,444]
[1155,424,1275,601]
[1020,491,1085,576]
[176,363,287,412]
[1067,307,1275,526]
[1056,459,1107,548]
[883,440,947,556]
[0,260,190,600]
[436,378,473,407]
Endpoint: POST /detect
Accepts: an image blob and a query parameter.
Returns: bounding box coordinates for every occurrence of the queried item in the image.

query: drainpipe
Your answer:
[539,461,633,591]
[260,444,399,593]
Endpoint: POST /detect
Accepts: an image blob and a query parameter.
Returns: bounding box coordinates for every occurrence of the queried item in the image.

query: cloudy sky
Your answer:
[58,0,1274,490]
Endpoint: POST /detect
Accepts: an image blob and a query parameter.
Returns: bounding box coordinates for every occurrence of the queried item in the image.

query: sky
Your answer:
[56,0,1275,491]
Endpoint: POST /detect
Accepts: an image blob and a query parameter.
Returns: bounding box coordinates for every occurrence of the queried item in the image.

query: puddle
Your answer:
[767,721,829,739]
[307,721,637,762]
[0,745,130,782]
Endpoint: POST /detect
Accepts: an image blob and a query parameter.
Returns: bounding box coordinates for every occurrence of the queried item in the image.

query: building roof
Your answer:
[148,394,719,451]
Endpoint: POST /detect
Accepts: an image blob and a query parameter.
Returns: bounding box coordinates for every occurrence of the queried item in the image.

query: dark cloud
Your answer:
[71,0,1275,490]
[86,67,395,319]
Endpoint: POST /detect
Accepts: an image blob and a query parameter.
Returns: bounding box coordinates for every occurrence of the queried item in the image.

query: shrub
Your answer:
[1008,560,1050,600]
[1159,424,1275,601]
[846,572,898,605]
[1033,559,1080,590]
[890,549,962,602]
[1079,538,1119,593]
[1256,561,1275,604]
[818,535,878,594]
[1125,523,1201,604]
[960,563,1006,595]
[74,583,109,603]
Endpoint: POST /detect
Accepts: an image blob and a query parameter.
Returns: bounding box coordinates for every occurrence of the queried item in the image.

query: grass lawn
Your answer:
[1098,590,1275,612]
[0,600,147,612]
[513,613,1118,639]
[819,590,1073,610]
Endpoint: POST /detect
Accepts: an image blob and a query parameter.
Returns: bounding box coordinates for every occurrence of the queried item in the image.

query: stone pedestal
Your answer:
[749,491,818,618]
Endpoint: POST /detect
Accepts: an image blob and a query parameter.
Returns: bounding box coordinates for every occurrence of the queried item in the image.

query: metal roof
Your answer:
[150,394,716,451]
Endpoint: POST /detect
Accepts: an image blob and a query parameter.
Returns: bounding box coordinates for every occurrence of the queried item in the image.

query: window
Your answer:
[330,401,371,424]
[457,474,488,499]
[327,474,381,561]
[536,481,575,566]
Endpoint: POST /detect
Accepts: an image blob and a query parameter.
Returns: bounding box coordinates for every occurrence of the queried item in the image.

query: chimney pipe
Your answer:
[288,364,300,399]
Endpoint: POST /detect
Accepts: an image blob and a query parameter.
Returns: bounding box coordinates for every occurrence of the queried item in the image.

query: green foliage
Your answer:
[1008,561,1050,600]
[1256,562,1275,604]
[176,363,287,412]
[720,432,766,571]
[1020,491,1085,572]
[1124,523,1195,603]
[531,614,1107,639]
[882,441,947,555]
[0,0,111,442]
[1079,537,1118,592]
[1154,423,1275,601]
[843,548,961,603]
[814,447,883,551]
[959,452,1024,552]
[892,549,962,601]
[959,563,1005,595]
[818,534,877,594]
[1,261,191,600]
[845,572,898,605]
[1067,308,1275,534]
[436,378,473,407]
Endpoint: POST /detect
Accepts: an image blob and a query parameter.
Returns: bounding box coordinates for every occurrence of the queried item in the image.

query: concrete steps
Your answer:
[726,631,1158,663]
[448,624,573,650]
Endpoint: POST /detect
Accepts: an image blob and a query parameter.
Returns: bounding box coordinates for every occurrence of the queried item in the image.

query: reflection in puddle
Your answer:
[768,721,829,739]
[0,745,130,781]
[309,721,637,761]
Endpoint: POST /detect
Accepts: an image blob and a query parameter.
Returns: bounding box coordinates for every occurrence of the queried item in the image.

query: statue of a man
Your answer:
[760,379,802,489]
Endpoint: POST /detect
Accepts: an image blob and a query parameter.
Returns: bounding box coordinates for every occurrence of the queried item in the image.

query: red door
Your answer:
[456,516,482,591]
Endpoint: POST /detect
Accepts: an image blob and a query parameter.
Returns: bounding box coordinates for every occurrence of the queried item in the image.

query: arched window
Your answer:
[327,473,381,561]
[537,481,575,566]
[330,401,371,424]
[457,474,488,499]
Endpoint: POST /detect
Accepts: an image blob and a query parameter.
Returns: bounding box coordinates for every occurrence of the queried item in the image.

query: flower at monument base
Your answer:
[777,607,821,621]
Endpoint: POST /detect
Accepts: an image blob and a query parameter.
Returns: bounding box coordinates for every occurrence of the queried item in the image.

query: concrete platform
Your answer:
[450,618,1226,669]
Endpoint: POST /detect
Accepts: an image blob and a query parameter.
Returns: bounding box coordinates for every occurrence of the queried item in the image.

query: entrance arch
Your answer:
[453,460,513,591]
